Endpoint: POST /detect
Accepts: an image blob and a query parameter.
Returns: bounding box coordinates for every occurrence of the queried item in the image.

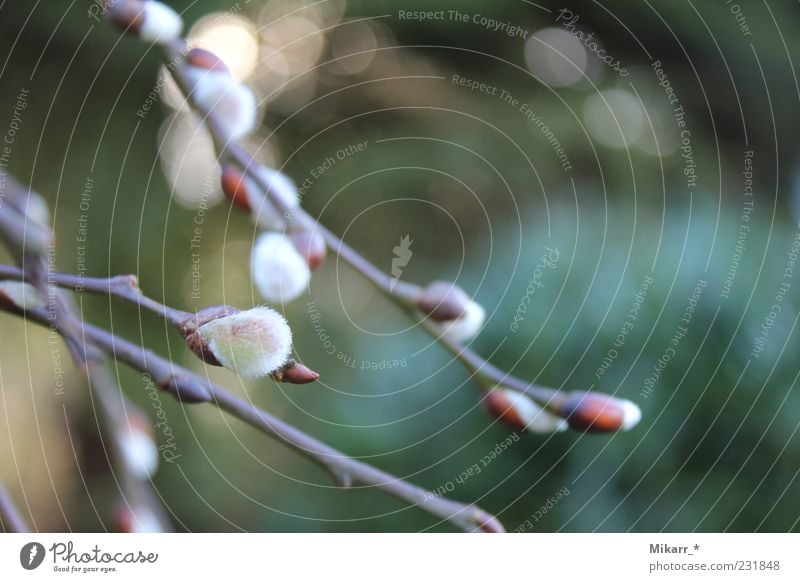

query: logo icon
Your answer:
[20,542,46,570]
[390,234,413,291]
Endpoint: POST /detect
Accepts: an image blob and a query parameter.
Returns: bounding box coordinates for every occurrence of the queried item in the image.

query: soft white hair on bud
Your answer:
[187,68,257,141]
[251,232,311,304]
[128,507,164,533]
[619,399,642,431]
[502,389,568,433]
[119,420,158,479]
[247,168,300,230]
[0,281,45,311]
[25,191,50,227]
[139,1,183,43]
[195,307,292,378]
[434,298,485,342]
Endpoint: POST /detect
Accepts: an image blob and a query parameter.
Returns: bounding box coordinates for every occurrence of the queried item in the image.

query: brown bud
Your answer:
[220,165,252,213]
[271,359,320,384]
[289,229,327,270]
[484,388,527,431]
[558,391,642,433]
[106,0,146,35]
[178,305,241,367]
[416,281,468,322]
[186,48,229,73]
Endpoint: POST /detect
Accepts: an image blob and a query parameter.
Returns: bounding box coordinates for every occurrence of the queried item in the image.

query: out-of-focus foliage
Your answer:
[1,0,799,531]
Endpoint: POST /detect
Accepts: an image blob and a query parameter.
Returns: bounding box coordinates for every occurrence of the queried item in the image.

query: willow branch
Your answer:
[0,482,29,533]
[0,301,503,533]
[157,40,564,411]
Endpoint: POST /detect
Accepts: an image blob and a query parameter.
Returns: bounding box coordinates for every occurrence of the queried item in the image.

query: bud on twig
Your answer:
[289,229,327,270]
[181,306,293,378]
[557,391,642,433]
[270,359,320,384]
[251,232,311,304]
[418,281,485,342]
[106,0,183,44]
[0,281,44,311]
[484,388,567,433]
[184,54,256,141]
[220,165,300,230]
[119,411,158,479]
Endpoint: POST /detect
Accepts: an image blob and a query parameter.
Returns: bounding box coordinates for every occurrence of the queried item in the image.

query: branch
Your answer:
[0,482,29,533]
[0,301,503,532]
[155,39,569,412]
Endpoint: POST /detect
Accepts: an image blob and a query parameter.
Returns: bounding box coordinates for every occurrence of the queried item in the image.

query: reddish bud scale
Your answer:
[289,230,327,270]
[484,389,527,431]
[185,48,229,73]
[106,0,146,35]
[559,392,625,433]
[220,166,252,213]
[416,281,468,322]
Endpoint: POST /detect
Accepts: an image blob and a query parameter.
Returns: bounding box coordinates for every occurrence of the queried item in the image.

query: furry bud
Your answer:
[119,411,158,479]
[251,232,311,304]
[220,165,300,230]
[185,64,256,141]
[107,0,183,44]
[190,307,293,378]
[484,388,567,433]
[290,229,327,270]
[0,281,44,311]
[558,391,642,433]
[115,506,164,533]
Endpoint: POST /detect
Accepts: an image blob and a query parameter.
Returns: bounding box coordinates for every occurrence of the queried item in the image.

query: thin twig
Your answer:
[0,301,503,532]
[0,482,29,532]
[157,40,566,412]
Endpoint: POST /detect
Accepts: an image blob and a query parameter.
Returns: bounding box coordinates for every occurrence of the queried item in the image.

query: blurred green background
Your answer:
[2,0,800,532]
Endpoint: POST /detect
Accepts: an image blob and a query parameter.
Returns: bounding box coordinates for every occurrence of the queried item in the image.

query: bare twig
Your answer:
[0,300,503,532]
[134,40,567,414]
[0,482,29,533]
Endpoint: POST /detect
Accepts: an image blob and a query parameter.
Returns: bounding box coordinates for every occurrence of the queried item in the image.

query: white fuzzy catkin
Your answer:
[139,1,183,44]
[435,299,485,342]
[251,232,311,304]
[619,399,642,431]
[187,68,257,141]
[502,389,568,433]
[246,168,300,230]
[196,307,292,378]
[119,423,159,479]
[0,281,44,310]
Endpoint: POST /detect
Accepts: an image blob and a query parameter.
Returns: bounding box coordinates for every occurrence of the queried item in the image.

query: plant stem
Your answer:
[0,482,29,533]
[0,301,504,533]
